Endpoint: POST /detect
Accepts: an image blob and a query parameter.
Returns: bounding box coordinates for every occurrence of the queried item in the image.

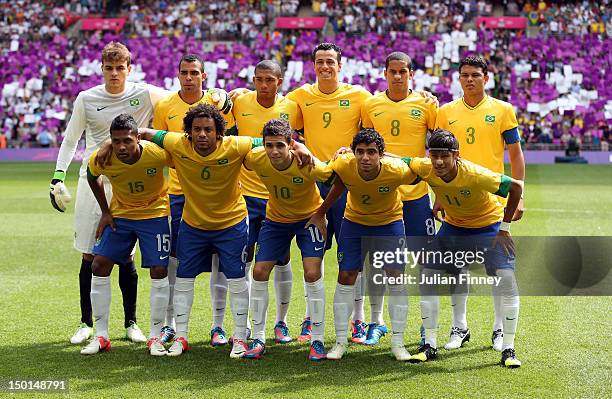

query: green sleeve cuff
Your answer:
[225,126,238,136]
[86,167,99,180]
[494,175,512,198]
[53,170,66,181]
[322,171,337,187]
[401,156,412,166]
[410,176,422,185]
[152,130,167,147]
[252,137,263,148]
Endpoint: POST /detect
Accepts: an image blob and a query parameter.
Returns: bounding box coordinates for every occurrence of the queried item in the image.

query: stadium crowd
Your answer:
[0,0,610,149]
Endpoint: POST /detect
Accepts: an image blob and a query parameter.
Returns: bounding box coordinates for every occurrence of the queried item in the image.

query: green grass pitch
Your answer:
[0,162,610,398]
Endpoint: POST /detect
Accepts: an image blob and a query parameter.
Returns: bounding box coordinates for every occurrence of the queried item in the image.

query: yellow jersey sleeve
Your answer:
[87,143,169,220]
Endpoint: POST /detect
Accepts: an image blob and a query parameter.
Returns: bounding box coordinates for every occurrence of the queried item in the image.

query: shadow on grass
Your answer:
[1,337,503,395]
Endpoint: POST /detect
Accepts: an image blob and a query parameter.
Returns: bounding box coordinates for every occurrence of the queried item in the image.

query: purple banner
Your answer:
[0,148,84,162]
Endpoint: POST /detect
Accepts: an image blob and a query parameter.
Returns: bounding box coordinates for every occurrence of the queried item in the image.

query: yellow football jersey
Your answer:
[87,141,170,220]
[287,83,371,161]
[435,96,518,175]
[361,90,437,201]
[151,132,253,230]
[153,90,237,196]
[233,91,304,199]
[243,148,334,223]
[407,157,511,228]
[330,154,418,226]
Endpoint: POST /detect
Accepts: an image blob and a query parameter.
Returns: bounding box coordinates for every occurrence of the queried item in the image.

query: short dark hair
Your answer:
[183,103,226,139]
[255,60,283,78]
[312,42,342,63]
[459,56,488,75]
[262,118,292,143]
[385,51,412,70]
[179,54,204,72]
[110,113,138,135]
[351,128,385,154]
[427,129,459,151]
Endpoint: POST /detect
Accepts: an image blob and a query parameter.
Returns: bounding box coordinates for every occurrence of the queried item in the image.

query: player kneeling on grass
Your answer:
[81,114,172,356]
[240,119,333,361]
[308,129,419,361]
[403,129,523,368]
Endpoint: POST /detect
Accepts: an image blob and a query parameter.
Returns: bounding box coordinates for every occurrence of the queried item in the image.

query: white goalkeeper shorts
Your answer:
[73,175,113,254]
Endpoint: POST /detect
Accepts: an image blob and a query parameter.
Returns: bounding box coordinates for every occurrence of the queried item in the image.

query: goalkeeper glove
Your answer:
[50,170,72,212]
[209,88,233,115]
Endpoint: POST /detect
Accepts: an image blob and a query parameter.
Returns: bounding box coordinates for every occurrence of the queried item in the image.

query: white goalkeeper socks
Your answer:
[250,279,269,342]
[91,275,111,339]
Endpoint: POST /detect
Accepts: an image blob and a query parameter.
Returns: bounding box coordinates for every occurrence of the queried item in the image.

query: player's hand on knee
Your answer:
[305,212,327,242]
[417,90,439,107]
[228,87,250,102]
[492,230,515,257]
[512,197,525,221]
[332,146,352,161]
[96,212,116,239]
[210,88,233,114]
[95,139,113,168]
[49,170,71,212]
[432,198,445,222]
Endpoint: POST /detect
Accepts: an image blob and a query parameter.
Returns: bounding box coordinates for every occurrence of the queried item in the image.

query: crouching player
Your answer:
[240,119,333,360]
[308,129,419,361]
[81,114,171,356]
[405,129,523,368]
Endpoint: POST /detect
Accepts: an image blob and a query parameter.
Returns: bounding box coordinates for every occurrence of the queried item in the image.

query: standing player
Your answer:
[152,54,235,347]
[233,60,304,344]
[404,129,523,368]
[360,51,438,346]
[308,129,419,361]
[49,42,168,345]
[81,114,171,356]
[435,56,525,352]
[241,119,331,360]
[286,43,372,343]
[130,104,313,358]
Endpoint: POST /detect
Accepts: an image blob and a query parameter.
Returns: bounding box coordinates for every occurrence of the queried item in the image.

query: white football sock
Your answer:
[497,269,520,350]
[245,261,252,331]
[352,272,365,322]
[250,279,269,342]
[387,283,408,346]
[368,271,386,325]
[306,277,326,343]
[420,268,440,348]
[274,262,293,324]
[493,293,503,331]
[450,271,469,330]
[333,282,354,344]
[228,277,249,341]
[164,256,177,329]
[173,277,195,340]
[303,279,310,319]
[91,275,111,339]
[209,254,227,329]
[150,277,169,338]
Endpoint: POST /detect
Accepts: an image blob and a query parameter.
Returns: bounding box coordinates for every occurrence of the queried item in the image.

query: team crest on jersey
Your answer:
[410,109,423,119]
[485,114,496,124]
[280,112,289,120]
[459,189,471,198]
[218,159,229,165]
[292,176,304,184]
[129,98,140,107]
[339,99,350,108]
[146,168,157,176]
[337,252,344,262]
[378,186,390,193]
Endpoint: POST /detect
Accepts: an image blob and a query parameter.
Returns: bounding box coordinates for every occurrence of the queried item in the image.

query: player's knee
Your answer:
[149,267,168,279]
[82,253,94,262]
[303,269,321,283]
[338,270,359,285]
[252,263,273,281]
[92,256,113,277]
